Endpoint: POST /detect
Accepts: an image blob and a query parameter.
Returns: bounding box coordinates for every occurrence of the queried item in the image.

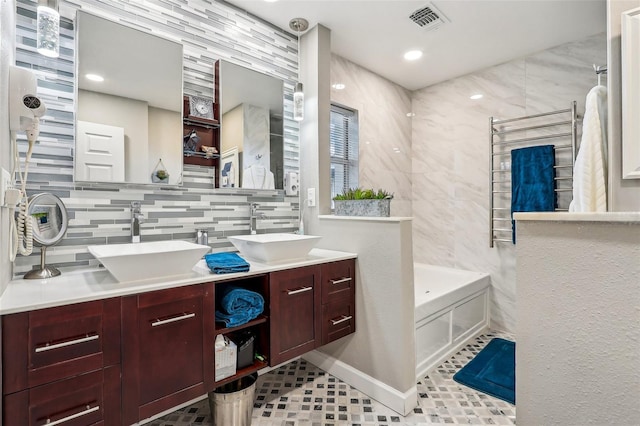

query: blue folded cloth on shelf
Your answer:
[511,144,556,243]
[215,286,265,327]
[205,252,250,274]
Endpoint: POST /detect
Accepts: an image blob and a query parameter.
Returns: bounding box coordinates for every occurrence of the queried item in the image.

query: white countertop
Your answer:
[514,212,640,223]
[0,248,357,315]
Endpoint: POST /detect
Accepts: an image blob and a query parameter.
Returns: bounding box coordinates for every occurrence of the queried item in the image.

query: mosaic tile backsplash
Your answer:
[13,0,301,275]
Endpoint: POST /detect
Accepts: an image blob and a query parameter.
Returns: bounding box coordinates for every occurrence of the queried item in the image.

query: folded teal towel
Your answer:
[205,252,250,274]
[511,145,556,243]
[215,286,264,327]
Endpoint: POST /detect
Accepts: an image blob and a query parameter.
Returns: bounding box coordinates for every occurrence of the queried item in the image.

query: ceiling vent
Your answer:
[409,3,449,31]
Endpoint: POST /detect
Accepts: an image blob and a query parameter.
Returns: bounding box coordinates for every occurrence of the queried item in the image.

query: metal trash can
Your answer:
[208,373,258,425]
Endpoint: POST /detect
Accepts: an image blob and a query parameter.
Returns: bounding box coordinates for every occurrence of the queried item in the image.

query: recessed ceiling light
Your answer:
[404,50,423,61]
[470,94,483,100]
[332,83,346,90]
[406,112,416,117]
[86,73,104,82]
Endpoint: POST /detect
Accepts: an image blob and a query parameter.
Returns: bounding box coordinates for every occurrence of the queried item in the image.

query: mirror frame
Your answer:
[621,6,640,179]
[28,193,69,247]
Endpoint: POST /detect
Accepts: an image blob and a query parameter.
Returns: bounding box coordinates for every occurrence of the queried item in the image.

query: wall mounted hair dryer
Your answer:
[8,66,47,260]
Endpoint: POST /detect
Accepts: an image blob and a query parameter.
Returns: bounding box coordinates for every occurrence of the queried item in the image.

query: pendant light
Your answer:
[36,0,60,58]
[289,18,308,122]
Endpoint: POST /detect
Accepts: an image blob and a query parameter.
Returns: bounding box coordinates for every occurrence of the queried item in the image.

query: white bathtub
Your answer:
[414,263,490,380]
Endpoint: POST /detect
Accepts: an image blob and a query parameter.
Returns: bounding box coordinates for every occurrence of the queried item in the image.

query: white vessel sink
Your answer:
[87,240,210,282]
[227,233,321,263]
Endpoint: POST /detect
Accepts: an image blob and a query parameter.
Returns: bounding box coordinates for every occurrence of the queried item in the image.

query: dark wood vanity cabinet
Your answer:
[121,284,214,425]
[1,298,121,426]
[269,265,322,365]
[1,258,356,425]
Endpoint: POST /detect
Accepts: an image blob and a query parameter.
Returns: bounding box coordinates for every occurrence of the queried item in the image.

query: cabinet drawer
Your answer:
[321,299,356,345]
[321,259,355,304]
[2,299,121,394]
[3,365,121,426]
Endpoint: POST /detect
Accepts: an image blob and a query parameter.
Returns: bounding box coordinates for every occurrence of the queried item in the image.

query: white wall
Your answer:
[330,55,413,217]
[306,216,417,415]
[411,33,607,334]
[148,106,182,185]
[0,0,15,294]
[607,0,640,211]
[515,215,640,425]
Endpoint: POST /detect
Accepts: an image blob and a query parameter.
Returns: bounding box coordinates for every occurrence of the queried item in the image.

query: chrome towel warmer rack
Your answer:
[489,102,578,247]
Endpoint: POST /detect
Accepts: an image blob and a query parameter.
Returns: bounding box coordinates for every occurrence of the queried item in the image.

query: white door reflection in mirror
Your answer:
[76,121,125,183]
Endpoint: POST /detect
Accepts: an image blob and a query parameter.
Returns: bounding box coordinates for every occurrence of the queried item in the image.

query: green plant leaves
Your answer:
[333,187,393,200]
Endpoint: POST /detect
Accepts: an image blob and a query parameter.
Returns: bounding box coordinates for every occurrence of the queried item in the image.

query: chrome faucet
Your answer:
[249,202,266,235]
[131,201,144,243]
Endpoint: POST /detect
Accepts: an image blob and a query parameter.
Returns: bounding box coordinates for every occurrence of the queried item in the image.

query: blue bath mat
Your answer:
[453,338,515,404]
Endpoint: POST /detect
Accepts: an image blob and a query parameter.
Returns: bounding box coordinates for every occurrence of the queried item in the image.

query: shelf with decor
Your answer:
[182,91,220,181]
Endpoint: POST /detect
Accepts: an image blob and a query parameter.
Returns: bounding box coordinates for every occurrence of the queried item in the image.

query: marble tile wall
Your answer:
[329,54,413,217]
[11,0,301,276]
[411,33,607,333]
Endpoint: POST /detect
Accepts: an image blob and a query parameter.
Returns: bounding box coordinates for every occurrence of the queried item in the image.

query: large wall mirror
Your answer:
[75,11,184,186]
[218,60,284,190]
[622,7,640,179]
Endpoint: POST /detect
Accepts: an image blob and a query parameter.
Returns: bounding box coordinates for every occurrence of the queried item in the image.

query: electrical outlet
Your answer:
[0,168,11,208]
[307,188,316,207]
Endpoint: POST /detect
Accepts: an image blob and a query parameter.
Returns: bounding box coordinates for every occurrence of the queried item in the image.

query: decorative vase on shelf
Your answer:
[151,159,169,183]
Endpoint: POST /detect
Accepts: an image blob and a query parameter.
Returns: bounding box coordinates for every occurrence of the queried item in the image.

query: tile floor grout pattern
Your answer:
[151,332,516,425]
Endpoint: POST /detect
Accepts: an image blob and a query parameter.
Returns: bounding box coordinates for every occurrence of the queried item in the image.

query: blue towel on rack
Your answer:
[205,252,250,274]
[511,145,556,243]
[215,286,264,327]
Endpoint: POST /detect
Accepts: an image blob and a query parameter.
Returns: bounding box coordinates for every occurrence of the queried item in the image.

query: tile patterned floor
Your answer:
[150,332,515,425]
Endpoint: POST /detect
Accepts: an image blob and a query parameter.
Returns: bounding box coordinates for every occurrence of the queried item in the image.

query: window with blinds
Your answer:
[330,104,359,204]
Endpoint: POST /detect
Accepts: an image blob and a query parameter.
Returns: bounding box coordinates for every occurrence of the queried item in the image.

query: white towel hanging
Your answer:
[569,85,608,212]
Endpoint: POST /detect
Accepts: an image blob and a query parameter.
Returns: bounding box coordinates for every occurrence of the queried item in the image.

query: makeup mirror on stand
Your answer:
[23,193,69,279]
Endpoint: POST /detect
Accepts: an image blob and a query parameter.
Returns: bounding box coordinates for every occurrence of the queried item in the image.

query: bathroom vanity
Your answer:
[0,249,356,425]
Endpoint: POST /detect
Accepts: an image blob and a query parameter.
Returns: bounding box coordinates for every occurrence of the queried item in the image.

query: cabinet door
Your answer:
[3,365,121,426]
[2,298,121,395]
[269,265,321,365]
[122,284,212,424]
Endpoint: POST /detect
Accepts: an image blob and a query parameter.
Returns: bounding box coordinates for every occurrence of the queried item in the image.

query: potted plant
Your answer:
[333,188,394,217]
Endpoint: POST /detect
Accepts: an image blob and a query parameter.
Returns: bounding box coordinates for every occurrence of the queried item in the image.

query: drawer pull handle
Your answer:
[35,334,99,353]
[44,404,99,426]
[330,315,353,326]
[151,312,196,327]
[287,286,313,295]
[330,277,352,285]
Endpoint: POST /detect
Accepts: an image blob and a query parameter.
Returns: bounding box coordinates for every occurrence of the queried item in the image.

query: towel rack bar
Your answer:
[492,132,572,146]
[492,238,513,243]
[555,208,569,211]
[492,107,572,125]
[492,120,573,135]
[490,101,577,247]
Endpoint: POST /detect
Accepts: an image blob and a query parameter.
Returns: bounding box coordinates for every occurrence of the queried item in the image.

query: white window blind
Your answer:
[330,104,359,202]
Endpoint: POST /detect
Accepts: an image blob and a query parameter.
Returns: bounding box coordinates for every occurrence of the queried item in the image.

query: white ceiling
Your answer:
[226,0,607,91]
